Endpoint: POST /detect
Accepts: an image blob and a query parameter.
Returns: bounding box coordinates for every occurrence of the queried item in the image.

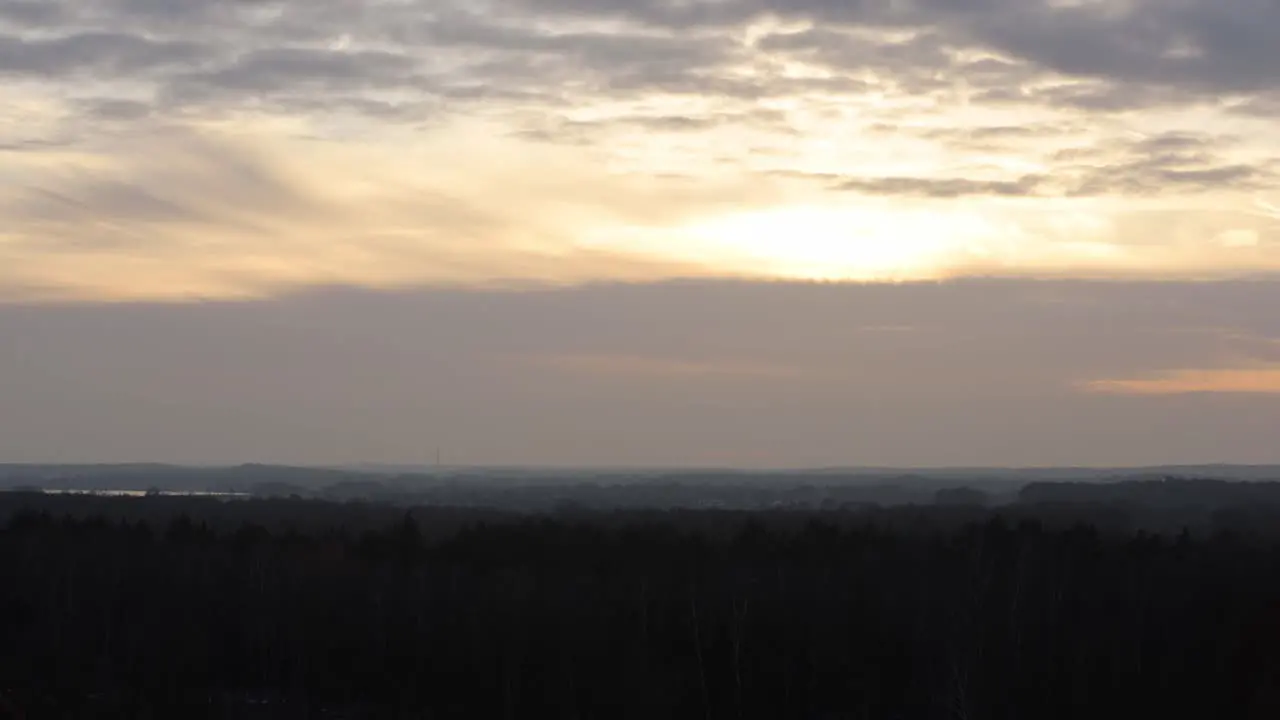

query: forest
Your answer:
[3,486,1280,718]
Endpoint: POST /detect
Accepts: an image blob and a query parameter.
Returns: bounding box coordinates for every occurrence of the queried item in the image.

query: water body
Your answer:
[20,489,249,498]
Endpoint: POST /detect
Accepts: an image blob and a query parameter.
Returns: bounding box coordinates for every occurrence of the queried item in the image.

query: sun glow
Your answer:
[673,204,993,280]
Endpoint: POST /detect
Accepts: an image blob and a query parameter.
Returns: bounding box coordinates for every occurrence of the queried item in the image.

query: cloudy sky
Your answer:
[2,0,1279,466]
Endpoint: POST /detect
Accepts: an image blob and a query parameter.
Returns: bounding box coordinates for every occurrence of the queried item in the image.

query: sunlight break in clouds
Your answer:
[2,0,1280,300]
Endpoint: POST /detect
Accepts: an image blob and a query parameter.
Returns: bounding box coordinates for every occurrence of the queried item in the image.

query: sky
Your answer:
[2,0,1279,467]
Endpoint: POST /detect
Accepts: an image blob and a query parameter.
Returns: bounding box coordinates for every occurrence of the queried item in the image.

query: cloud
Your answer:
[3,0,1279,117]
[753,27,996,96]
[0,0,63,26]
[518,108,796,146]
[1,0,1280,300]
[170,47,420,96]
[918,122,1082,145]
[1058,131,1277,196]
[497,0,1280,106]
[7,278,1280,466]
[1,1,1277,131]
[832,174,1046,198]
[970,1,1280,95]
[777,129,1276,200]
[529,353,801,379]
[0,123,777,300]
[0,31,209,78]
[1084,367,1280,395]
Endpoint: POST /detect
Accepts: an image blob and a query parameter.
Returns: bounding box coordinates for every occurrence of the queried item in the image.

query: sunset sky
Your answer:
[2,0,1279,466]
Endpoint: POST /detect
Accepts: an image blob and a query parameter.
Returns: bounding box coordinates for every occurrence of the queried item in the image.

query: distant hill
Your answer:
[5,463,1280,493]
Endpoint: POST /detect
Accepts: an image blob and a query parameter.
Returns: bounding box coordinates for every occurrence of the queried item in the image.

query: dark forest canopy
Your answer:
[3,492,1280,717]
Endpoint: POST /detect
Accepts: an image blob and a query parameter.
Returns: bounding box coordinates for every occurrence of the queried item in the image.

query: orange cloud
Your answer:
[1083,367,1280,395]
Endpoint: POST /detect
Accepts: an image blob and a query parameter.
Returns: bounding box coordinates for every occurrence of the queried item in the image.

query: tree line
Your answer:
[2,494,1280,718]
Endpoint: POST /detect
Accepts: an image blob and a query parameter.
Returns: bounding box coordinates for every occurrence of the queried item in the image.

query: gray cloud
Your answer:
[866,122,1094,156]
[974,1,1280,94]
[1231,93,1280,118]
[518,108,796,145]
[754,26,1038,99]
[783,166,1267,200]
[833,174,1047,198]
[757,27,949,69]
[0,31,209,78]
[519,0,1280,105]
[0,0,65,26]
[167,46,421,98]
[5,279,1280,466]
[775,130,1275,199]
[1022,81,1209,113]
[2,0,1277,129]
[74,98,155,122]
[1060,131,1277,196]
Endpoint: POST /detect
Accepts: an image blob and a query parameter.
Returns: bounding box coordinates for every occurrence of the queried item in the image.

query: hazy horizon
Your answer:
[8,459,1280,473]
[2,278,1279,468]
